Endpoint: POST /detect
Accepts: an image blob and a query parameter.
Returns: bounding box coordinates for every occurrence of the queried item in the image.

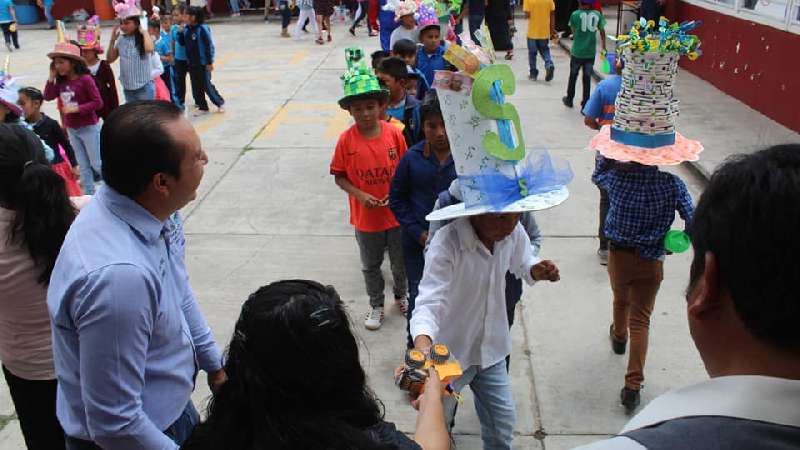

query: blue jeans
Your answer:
[566,56,594,106]
[229,0,240,13]
[65,402,199,449]
[527,38,553,77]
[67,123,102,195]
[446,360,516,450]
[44,2,55,26]
[402,233,425,348]
[123,80,156,103]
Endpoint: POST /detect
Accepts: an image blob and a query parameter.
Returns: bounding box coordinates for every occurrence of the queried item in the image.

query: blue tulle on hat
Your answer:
[460,150,573,211]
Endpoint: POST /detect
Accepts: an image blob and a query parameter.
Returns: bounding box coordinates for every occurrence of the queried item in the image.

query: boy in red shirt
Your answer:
[331,48,409,330]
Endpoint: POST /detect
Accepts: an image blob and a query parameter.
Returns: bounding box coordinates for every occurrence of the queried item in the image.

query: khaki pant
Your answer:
[608,247,664,390]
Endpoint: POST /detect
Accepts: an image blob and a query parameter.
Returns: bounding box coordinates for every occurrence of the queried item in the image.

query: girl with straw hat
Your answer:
[44,35,104,195]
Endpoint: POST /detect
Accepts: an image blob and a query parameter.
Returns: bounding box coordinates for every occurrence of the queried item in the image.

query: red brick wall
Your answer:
[671,2,800,133]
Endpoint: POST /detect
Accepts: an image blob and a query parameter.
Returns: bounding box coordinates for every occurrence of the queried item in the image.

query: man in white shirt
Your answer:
[576,144,800,449]
[411,212,559,450]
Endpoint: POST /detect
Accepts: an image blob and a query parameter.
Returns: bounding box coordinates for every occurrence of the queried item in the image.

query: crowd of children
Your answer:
[0,0,227,199]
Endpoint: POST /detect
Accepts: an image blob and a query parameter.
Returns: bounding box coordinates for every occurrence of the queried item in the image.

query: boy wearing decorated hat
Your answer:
[415,4,447,100]
[331,48,409,331]
[411,69,569,449]
[589,19,702,414]
[389,0,419,49]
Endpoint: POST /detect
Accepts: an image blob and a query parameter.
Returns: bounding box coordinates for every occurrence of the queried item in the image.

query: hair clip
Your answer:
[309,306,338,328]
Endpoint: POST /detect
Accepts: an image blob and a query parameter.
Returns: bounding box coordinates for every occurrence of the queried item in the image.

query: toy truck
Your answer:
[395,343,462,396]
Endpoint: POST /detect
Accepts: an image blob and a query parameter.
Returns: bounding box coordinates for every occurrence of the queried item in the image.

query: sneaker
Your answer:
[528,72,538,81]
[5,43,11,52]
[561,96,573,108]
[365,306,385,330]
[217,106,226,113]
[609,324,626,355]
[349,27,355,36]
[281,29,290,37]
[395,296,409,315]
[620,387,641,415]
[545,65,554,82]
[598,249,609,265]
[231,12,241,16]
[192,109,210,117]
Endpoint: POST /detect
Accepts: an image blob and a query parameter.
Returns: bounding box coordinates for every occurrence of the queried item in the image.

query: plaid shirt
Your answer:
[592,157,694,260]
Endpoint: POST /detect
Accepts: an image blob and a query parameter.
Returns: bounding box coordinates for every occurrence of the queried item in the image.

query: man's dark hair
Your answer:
[101,101,185,198]
[419,89,442,125]
[377,57,407,81]
[148,18,161,30]
[370,50,390,70]
[391,38,416,57]
[689,144,800,351]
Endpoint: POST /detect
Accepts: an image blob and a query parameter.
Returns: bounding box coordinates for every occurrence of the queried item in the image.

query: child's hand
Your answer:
[207,64,214,72]
[71,165,80,180]
[531,260,560,282]
[63,105,80,114]
[357,191,382,208]
[111,24,120,38]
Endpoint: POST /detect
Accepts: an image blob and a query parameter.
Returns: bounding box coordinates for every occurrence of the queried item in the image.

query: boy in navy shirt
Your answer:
[376,57,422,146]
[389,90,456,348]
[177,6,225,115]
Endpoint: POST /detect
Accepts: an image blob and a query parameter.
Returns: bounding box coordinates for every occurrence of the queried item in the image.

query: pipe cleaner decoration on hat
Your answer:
[338,47,388,108]
[114,0,141,19]
[76,16,103,54]
[589,18,704,166]
[416,3,439,31]
[47,21,87,63]
[0,57,23,117]
[426,40,572,221]
[383,0,418,21]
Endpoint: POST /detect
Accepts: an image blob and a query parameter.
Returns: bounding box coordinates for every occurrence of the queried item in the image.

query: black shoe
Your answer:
[545,65,554,82]
[620,387,641,415]
[528,72,538,81]
[609,325,626,355]
[349,27,355,36]
[562,96,573,108]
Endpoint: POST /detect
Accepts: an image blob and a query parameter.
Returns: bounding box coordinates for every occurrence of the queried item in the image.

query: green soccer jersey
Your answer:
[569,9,606,59]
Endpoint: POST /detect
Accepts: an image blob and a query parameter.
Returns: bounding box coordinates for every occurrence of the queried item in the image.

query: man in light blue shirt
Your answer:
[48,101,224,450]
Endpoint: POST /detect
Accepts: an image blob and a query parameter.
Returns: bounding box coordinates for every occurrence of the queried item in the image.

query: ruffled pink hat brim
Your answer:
[589,125,703,166]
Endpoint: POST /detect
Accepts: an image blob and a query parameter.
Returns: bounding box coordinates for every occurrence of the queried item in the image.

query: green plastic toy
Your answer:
[664,230,691,253]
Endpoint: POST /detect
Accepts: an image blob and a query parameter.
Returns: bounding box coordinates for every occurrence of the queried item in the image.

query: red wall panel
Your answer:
[675,2,800,133]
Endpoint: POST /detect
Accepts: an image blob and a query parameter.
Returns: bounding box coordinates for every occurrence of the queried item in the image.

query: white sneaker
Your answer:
[598,249,609,266]
[217,106,226,113]
[192,109,210,117]
[364,306,384,330]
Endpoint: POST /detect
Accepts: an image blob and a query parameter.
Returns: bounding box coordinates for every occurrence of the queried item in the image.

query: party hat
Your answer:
[339,47,388,108]
[589,18,704,166]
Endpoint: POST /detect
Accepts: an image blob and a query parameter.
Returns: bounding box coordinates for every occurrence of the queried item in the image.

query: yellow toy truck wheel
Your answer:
[431,343,450,364]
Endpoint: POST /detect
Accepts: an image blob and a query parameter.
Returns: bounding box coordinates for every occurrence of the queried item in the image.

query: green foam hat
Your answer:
[339,47,388,108]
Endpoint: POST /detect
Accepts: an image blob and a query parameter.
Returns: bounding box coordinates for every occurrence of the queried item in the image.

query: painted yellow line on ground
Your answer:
[288,49,309,65]
[254,104,290,140]
[195,112,227,134]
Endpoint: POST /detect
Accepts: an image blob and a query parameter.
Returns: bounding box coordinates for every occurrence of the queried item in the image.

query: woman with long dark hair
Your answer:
[0,124,76,450]
[182,280,449,450]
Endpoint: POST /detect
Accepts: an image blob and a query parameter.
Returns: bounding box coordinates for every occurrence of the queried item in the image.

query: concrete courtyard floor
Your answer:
[0,17,797,449]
